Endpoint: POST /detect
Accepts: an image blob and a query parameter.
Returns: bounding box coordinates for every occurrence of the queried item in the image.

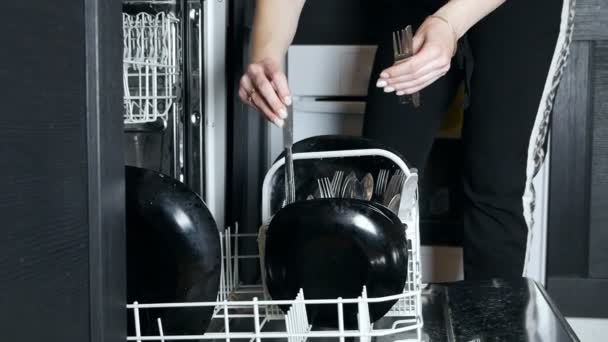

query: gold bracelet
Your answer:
[429,14,459,57]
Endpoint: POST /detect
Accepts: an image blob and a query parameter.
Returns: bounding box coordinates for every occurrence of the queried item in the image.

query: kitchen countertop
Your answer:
[396,278,579,342]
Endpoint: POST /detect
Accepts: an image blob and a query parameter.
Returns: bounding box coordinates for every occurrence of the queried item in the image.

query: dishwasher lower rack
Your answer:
[127,228,423,342]
[127,148,424,341]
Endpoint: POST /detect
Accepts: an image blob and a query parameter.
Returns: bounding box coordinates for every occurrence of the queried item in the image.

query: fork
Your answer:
[383,170,406,205]
[330,171,344,198]
[375,169,389,196]
[392,26,421,108]
[317,177,333,198]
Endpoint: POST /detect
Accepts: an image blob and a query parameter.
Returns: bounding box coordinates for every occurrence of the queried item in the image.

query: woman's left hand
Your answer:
[376,16,458,96]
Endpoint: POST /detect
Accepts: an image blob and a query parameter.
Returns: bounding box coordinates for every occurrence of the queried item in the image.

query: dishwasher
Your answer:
[122,1,422,341]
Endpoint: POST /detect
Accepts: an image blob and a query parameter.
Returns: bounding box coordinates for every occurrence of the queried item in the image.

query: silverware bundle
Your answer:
[392,25,420,108]
[310,169,406,214]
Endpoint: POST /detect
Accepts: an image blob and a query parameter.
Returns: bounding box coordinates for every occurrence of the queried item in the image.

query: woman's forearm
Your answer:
[434,0,506,38]
[251,0,306,63]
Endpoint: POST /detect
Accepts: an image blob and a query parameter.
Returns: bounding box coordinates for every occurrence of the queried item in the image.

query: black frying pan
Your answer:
[126,166,221,336]
[264,198,408,328]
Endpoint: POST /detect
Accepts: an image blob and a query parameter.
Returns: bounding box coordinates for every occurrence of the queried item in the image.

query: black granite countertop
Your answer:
[415,278,579,342]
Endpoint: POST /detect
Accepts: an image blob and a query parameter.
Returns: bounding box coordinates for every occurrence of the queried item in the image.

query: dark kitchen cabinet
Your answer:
[548,0,608,318]
[0,1,125,341]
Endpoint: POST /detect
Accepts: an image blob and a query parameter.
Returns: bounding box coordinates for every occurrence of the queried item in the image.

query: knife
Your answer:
[283,103,295,205]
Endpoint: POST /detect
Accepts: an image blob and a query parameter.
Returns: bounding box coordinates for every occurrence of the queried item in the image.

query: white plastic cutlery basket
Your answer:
[127,148,423,342]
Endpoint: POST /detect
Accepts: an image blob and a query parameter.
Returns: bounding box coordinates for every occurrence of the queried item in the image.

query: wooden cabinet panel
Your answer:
[589,41,608,278]
[548,0,608,318]
[548,41,593,278]
[573,0,608,40]
[0,0,125,341]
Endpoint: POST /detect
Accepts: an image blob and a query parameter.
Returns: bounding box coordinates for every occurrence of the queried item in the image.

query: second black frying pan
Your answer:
[264,198,409,328]
[126,166,221,337]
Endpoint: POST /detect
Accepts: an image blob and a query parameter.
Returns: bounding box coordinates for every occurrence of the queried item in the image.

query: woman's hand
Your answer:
[376,16,458,96]
[239,58,292,127]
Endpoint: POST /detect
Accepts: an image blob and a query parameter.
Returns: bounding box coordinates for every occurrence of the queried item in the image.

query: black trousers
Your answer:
[363,0,571,279]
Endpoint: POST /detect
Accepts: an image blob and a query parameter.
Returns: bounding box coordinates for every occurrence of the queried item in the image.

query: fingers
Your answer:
[398,74,442,96]
[238,87,251,105]
[380,43,449,79]
[251,91,285,127]
[239,72,283,125]
[262,60,292,106]
[377,59,444,89]
[377,36,452,94]
[239,60,294,127]
[393,66,450,95]
[270,72,292,106]
[239,72,255,95]
[412,34,424,54]
[247,64,288,119]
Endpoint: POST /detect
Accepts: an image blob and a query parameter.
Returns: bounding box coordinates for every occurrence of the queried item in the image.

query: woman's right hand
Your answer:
[239,58,292,127]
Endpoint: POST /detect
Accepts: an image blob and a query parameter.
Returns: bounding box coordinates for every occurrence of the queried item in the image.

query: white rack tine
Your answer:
[295,292,306,342]
[219,230,226,301]
[337,297,345,342]
[286,308,293,342]
[357,288,372,342]
[226,229,233,292]
[296,309,302,340]
[223,302,231,342]
[156,318,165,342]
[234,223,240,286]
[253,297,261,342]
[133,302,142,342]
[301,290,310,328]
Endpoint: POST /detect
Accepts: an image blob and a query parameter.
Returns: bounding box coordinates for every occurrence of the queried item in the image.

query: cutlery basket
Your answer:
[259,146,424,337]
[126,146,424,342]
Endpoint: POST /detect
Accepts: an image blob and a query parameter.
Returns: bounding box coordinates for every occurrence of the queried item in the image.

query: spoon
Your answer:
[388,194,401,214]
[354,178,365,200]
[362,173,374,201]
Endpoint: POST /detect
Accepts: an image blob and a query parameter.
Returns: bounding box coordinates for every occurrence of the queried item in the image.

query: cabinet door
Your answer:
[548,0,608,318]
[0,0,125,341]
